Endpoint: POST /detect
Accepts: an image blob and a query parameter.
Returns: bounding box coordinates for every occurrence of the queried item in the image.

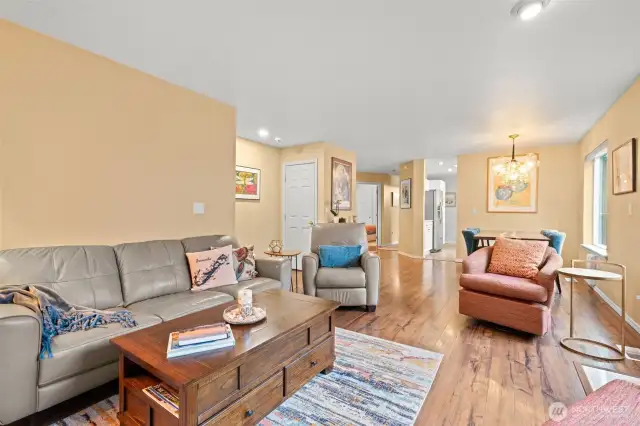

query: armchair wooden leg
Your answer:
[366,305,376,312]
[556,276,562,294]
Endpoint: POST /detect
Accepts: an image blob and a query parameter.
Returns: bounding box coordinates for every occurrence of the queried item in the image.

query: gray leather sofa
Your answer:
[0,235,291,425]
[302,223,380,311]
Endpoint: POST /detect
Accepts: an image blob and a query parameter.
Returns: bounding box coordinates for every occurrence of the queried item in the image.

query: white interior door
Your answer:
[356,183,379,244]
[283,161,317,269]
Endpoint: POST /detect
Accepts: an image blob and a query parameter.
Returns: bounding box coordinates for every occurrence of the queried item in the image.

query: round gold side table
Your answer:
[558,260,626,362]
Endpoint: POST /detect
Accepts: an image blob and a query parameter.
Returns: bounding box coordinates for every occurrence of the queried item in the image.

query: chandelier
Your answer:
[493,134,538,191]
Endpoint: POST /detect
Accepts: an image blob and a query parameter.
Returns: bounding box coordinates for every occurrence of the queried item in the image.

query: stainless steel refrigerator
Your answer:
[425,189,444,253]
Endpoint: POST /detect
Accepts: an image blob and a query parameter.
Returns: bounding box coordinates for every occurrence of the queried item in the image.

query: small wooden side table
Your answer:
[558,260,626,361]
[264,250,301,292]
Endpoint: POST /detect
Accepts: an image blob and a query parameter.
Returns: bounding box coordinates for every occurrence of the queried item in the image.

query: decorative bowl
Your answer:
[223,304,267,325]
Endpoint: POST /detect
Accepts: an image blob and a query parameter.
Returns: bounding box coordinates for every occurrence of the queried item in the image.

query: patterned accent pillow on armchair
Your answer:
[487,237,549,279]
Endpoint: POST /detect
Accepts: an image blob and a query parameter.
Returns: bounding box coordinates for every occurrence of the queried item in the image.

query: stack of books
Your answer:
[142,383,179,418]
[166,322,235,359]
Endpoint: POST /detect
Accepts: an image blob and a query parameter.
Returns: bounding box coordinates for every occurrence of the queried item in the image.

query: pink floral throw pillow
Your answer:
[186,245,238,291]
[487,237,549,279]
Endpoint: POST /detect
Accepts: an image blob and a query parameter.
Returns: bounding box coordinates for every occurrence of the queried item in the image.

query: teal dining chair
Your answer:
[461,228,481,256]
[541,229,566,294]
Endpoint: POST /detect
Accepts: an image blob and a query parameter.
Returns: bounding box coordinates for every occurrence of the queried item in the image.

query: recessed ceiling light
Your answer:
[438,161,444,166]
[448,168,453,172]
[511,0,549,21]
[274,137,282,143]
[258,128,269,138]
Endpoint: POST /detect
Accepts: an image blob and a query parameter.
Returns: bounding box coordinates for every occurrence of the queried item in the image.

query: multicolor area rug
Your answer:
[51,328,442,426]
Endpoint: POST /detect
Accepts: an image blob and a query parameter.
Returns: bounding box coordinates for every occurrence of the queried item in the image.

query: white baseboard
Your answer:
[591,285,640,336]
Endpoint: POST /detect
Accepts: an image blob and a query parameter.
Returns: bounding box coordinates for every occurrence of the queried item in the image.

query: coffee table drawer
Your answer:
[240,328,307,387]
[204,371,284,426]
[284,337,334,395]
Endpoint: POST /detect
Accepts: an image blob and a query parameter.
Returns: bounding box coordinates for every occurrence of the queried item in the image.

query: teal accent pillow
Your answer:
[318,245,362,268]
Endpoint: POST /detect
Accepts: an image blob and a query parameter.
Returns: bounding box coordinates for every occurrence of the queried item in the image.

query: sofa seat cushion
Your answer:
[213,277,282,298]
[127,290,233,321]
[316,267,366,289]
[38,310,161,386]
[460,273,548,303]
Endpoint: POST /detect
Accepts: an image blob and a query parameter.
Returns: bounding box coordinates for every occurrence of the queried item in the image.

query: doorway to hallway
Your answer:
[356,182,381,247]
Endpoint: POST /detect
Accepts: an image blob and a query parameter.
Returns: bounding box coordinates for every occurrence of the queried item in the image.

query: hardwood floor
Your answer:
[333,250,640,426]
[14,251,640,425]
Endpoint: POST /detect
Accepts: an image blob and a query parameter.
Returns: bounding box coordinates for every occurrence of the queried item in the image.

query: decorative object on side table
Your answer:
[487,134,539,213]
[558,260,626,361]
[331,157,352,210]
[235,165,261,200]
[400,178,412,209]
[612,137,637,195]
[268,239,283,253]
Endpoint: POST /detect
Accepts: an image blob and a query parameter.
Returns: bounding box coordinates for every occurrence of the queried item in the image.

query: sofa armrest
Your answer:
[462,247,493,274]
[302,253,319,297]
[0,305,41,424]
[537,252,563,305]
[361,252,380,306]
[255,257,292,291]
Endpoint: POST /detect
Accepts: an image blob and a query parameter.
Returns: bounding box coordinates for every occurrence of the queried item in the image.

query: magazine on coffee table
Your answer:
[142,383,179,418]
[167,324,235,358]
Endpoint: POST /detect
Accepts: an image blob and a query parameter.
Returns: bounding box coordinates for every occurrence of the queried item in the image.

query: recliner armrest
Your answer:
[302,253,319,296]
[361,252,380,306]
[255,257,292,291]
[0,305,41,424]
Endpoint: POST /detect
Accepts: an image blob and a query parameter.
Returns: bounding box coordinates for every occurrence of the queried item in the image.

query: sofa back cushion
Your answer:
[487,237,549,279]
[0,246,123,309]
[310,223,367,255]
[181,235,240,254]
[114,240,191,306]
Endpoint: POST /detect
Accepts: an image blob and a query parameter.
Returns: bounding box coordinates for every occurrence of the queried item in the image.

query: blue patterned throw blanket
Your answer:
[0,285,136,358]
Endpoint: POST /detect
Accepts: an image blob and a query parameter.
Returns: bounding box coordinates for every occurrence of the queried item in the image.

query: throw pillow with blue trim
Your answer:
[318,245,362,268]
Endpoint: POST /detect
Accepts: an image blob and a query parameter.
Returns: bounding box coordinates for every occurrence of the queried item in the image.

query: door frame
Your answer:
[282,159,318,256]
[356,182,382,246]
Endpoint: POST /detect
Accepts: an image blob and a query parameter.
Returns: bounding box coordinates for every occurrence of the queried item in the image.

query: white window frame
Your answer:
[591,146,608,249]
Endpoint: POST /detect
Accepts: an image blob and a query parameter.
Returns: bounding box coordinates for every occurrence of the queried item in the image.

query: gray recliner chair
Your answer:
[302,223,380,311]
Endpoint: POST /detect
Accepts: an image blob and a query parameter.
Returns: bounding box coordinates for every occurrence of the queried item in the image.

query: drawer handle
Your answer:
[311,360,318,367]
[245,410,254,418]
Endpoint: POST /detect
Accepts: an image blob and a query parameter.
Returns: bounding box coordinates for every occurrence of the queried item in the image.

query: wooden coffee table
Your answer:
[111,290,340,426]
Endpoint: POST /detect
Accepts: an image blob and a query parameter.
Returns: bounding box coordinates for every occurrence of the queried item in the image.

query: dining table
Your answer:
[473,230,550,248]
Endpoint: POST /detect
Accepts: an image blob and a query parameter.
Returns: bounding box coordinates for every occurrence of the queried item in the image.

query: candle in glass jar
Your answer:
[238,289,253,316]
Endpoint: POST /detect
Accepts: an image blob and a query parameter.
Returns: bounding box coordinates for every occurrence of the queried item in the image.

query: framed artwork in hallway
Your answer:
[445,192,456,207]
[400,178,411,209]
[235,165,261,200]
[331,157,352,210]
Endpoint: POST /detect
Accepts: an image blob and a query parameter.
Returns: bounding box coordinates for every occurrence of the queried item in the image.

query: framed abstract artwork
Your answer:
[612,138,637,195]
[487,154,539,213]
[235,165,261,200]
[400,178,412,209]
[331,157,352,210]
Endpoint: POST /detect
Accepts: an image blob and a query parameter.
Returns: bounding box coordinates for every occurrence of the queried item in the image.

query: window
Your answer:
[593,150,608,248]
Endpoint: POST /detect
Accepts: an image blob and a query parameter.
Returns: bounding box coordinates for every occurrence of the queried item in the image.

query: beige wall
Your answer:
[578,77,640,322]
[399,160,425,257]
[0,21,236,248]
[235,138,281,257]
[456,144,581,262]
[356,172,399,245]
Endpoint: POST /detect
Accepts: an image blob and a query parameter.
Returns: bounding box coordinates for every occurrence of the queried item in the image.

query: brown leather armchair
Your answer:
[458,246,562,335]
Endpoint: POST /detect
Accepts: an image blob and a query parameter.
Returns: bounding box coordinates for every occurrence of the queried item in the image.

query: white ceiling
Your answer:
[2,0,639,173]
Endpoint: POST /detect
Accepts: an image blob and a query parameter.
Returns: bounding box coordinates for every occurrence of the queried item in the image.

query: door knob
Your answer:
[311,360,318,367]
[245,410,254,417]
